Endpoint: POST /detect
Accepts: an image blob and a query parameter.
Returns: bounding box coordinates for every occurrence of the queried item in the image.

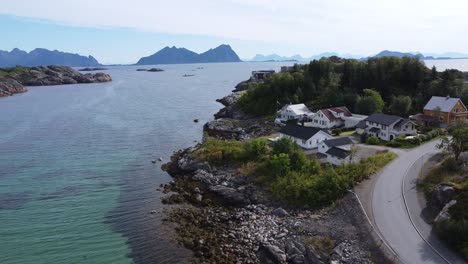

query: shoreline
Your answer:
[0,65,112,97]
[159,79,393,263]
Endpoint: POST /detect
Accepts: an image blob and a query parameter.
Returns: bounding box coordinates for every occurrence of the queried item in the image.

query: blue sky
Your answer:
[1,0,468,64]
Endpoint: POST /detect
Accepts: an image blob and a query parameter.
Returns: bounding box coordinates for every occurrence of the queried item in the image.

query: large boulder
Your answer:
[434,200,457,224]
[204,118,246,139]
[216,92,243,107]
[177,152,211,172]
[430,184,458,214]
[257,243,287,264]
[208,185,251,206]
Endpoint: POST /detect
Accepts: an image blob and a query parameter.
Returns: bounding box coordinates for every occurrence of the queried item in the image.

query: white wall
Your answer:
[327,154,351,166]
[318,141,330,154]
[280,131,332,149]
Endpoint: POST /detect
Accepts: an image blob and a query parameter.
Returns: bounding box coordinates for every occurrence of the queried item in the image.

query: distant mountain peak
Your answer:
[136,45,241,65]
[0,48,102,67]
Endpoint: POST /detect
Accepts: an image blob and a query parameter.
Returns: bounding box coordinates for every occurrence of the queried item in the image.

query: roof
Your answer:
[280,104,313,116]
[319,106,352,122]
[410,113,436,122]
[394,119,412,129]
[423,96,466,112]
[356,120,367,129]
[323,137,353,148]
[365,113,402,126]
[326,147,351,159]
[369,127,381,133]
[279,124,328,140]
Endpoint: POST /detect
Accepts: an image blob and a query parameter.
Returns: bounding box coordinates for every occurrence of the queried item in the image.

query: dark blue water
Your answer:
[0,62,294,264]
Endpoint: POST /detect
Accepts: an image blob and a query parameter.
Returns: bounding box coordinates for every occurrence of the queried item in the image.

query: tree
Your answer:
[273,137,299,155]
[355,89,384,114]
[437,124,468,162]
[389,95,412,117]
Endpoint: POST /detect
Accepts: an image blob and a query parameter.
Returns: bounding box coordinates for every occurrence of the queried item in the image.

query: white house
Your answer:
[318,137,354,166]
[307,106,367,129]
[356,113,417,141]
[279,123,332,149]
[276,104,314,122]
[326,147,353,166]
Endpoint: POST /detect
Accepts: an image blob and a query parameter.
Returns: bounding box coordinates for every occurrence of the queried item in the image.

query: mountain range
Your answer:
[250,50,468,61]
[0,48,101,67]
[250,53,363,62]
[136,44,241,65]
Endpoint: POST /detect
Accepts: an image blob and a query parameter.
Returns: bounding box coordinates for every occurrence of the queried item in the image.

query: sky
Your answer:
[0,0,467,64]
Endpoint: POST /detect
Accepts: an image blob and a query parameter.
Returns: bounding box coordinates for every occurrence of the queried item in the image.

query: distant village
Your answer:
[251,68,468,166]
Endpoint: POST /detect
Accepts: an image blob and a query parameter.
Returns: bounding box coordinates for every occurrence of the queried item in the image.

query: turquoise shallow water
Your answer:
[0,62,293,264]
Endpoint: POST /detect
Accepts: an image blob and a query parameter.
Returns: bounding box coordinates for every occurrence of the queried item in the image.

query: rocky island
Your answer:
[0,65,112,97]
[78,67,108,71]
[160,76,394,264]
[136,68,164,72]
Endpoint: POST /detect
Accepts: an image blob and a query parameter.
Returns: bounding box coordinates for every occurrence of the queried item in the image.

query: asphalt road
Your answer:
[372,140,466,264]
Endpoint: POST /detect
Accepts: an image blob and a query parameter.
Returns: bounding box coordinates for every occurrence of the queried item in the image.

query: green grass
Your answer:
[339,130,356,137]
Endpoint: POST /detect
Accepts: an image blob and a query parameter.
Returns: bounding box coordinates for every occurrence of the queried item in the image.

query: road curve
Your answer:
[372,140,466,264]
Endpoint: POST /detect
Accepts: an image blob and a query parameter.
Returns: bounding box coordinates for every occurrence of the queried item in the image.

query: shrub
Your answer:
[273,137,300,155]
[267,153,291,178]
[367,136,380,145]
[193,138,246,165]
[332,128,342,136]
[244,138,268,160]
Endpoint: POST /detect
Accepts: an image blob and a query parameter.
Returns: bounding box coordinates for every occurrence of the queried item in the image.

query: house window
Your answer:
[302,140,306,144]
[382,125,387,129]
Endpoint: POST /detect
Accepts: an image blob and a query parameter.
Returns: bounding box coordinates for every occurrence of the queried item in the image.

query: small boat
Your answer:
[182,74,195,77]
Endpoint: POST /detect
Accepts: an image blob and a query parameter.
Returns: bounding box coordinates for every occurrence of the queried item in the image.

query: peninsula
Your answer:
[0,66,112,97]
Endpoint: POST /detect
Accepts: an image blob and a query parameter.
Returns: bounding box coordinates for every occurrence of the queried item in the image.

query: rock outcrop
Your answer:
[434,200,457,224]
[0,65,112,97]
[0,79,27,97]
[429,184,458,214]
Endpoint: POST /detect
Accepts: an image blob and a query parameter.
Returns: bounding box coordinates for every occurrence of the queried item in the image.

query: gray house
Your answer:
[356,113,417,141]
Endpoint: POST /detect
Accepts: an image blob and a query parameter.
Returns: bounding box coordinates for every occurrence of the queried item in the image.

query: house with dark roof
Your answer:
[356,113,417,141]
[279,123,332,149]
[306,106,367,129]
[317,137,355,165]
[422,96,468,126]
[326,147,352,166]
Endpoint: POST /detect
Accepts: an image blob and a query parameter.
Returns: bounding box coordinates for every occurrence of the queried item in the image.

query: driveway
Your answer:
[368,140,466,264]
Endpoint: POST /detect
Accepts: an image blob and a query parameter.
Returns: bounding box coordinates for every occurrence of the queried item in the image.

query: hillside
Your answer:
[238,56,468,116]
[136,45,241,65]
[0,48,102,67]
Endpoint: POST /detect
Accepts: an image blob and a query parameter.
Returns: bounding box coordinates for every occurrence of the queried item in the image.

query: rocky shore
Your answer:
[0,65,112,97]
[159,80,391,263]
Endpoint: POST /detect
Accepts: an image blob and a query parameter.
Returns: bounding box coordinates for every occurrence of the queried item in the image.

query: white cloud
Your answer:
[1,0,468,54]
